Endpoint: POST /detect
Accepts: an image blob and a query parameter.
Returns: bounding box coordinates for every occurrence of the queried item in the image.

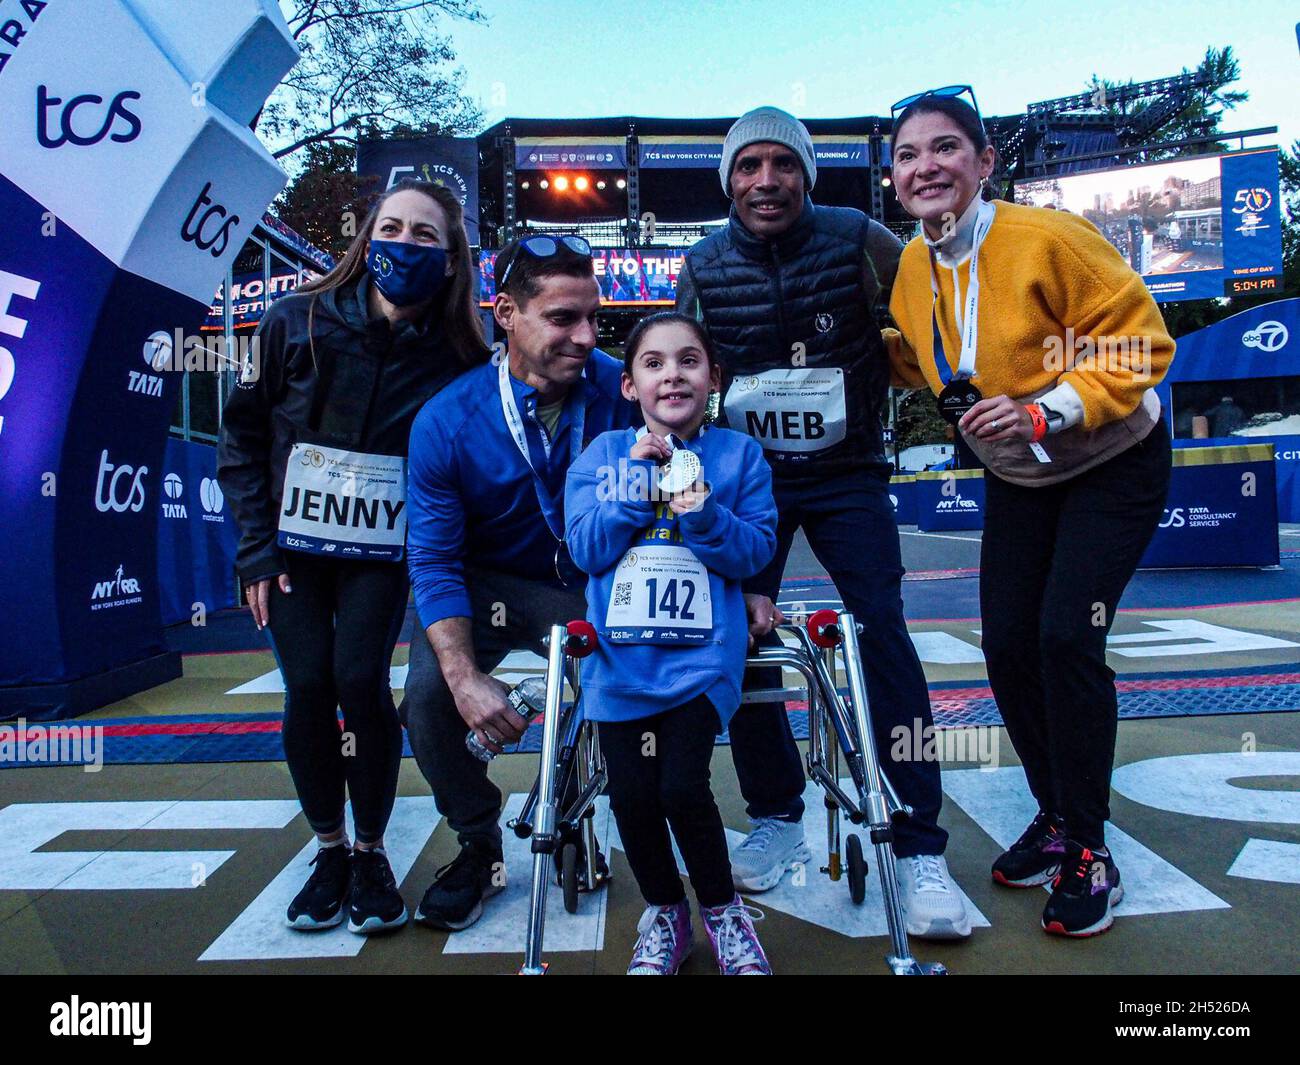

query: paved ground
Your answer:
[2,525,1298,975]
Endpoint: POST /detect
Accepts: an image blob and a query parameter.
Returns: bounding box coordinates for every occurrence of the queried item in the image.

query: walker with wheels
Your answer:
[516,610,947,976]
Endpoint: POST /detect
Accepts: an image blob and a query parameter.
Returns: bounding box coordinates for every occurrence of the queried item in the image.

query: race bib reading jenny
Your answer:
[605,503,713,644]
[278,443,407,560]
[723,367,847,453]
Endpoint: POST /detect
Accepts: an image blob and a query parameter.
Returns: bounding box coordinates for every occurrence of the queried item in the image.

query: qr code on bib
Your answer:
[613,581,633,607]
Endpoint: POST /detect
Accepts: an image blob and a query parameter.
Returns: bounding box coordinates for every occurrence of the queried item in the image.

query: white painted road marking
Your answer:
[1226,839,1300,885]
[200,796,438,961]
[941,766,1230,916]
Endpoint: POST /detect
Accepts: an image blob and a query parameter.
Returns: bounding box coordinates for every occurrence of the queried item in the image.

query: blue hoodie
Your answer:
[564,424,777,727]
[407,350,638,628]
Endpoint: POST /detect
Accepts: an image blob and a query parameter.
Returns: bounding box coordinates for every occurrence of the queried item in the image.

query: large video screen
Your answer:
[1014,147,1282,302]
[479,247,682,306]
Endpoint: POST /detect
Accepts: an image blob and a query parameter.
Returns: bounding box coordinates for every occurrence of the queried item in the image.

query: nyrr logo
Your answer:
[181,181,240,259]
[94,450,148,513]
[1243,321,1288,353]
[935,494,978,512]
[814,313,834,333]
[199,477,225,522]
[36,85,142,148]
[90,564,143,610]
[161,473,186,519]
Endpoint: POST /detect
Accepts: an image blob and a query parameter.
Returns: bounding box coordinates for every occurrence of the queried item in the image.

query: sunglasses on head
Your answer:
[498,234,593,289]
[890,84,983,124]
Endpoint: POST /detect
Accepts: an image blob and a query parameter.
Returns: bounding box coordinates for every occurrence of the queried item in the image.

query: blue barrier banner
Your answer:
[357,136,480,245]
[157,439,240,626]
[1141,444,1278,567]
[914,471,985,531]
[889,475,918,525]
[0,0,293,715]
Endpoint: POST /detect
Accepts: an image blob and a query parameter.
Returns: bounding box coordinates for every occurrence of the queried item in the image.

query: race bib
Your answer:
[605,545,713,645]
[277,443,407,561]
[723,367,847,453]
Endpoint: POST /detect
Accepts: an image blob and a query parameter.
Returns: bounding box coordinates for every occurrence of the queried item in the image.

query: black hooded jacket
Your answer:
[217,275,469,586]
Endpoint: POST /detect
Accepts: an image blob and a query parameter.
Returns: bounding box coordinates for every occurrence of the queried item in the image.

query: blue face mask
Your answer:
[366,239,449,307]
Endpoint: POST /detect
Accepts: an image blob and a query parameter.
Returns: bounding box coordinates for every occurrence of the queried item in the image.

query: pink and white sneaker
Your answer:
[627,899,693,975]
[700,895,772,975]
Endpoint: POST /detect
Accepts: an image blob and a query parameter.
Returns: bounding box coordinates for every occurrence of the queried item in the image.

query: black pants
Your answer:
[736,465,948,857]
[399,567,587,850]
[980,428,1171,848]
[268,551,409,845]
[600,695,734,909]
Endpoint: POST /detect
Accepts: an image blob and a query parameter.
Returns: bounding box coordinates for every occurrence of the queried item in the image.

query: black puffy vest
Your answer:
[683,197,888,477]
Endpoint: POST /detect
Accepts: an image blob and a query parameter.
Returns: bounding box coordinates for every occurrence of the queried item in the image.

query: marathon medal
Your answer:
[927,199,997,428]
[936,378,982,427]
[658,436,702,494]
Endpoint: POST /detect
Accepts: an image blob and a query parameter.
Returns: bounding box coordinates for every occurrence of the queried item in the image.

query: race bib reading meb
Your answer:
[723,367,847,453]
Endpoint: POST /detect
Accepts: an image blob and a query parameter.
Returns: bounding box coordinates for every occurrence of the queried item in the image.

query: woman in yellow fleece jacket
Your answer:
[886,88,1175,939]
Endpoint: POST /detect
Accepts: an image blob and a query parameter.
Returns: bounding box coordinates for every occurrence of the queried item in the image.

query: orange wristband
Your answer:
[1026,404,1049,442]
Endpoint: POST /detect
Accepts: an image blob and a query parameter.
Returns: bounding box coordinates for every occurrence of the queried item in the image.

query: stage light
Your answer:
[554,175,570,191]
[539,179,549,189]
[575,176,589,191]
[616,178,627,189]
[521,180,530,190]
[596,180,606,190]
[881,176,892,187]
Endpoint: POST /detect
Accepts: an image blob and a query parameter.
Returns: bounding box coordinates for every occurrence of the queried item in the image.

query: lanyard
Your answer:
[927,198,996,385]
[498,356,586,542]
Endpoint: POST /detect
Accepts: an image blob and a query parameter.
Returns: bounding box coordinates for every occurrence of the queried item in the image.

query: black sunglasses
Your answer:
[890,84,982,124]
[498,234,593,289]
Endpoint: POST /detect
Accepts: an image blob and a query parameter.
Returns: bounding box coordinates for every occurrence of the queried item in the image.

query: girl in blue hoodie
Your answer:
[565,312,778,975]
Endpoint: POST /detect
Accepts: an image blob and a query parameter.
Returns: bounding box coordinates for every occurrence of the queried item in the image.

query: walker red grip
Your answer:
[564,620,598,657]
[807,609,843,648]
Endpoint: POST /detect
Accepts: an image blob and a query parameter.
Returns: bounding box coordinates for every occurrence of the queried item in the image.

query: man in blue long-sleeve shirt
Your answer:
[401,236,637,931]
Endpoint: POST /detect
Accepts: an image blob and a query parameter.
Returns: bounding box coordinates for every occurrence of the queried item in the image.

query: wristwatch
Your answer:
[1038,400,1065,435]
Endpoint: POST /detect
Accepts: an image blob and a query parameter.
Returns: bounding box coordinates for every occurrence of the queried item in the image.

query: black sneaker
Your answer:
[415,841,504,931]
[1042,842,1124,937]
[347,847,409,934]
[992,811,1066,888]
[286,845,352,930]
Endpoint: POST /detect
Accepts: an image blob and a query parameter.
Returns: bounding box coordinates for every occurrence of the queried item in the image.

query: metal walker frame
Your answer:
[517,610,946,976]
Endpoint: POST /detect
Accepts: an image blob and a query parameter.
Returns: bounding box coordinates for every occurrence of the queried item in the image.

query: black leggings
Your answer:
[599,695,734,909]
[267,551,409,845]
[979,427,1171,848]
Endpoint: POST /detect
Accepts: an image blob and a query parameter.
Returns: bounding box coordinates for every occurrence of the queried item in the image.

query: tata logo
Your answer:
[36,85,141,149]
[181,182,240,259]
[163,473,183,500]
[1159,507,1185,529]
[94,450,148,514]
[1243,321,1288,353]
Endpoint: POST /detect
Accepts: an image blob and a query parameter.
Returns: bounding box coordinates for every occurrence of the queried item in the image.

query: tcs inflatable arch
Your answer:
[0,1,298,717]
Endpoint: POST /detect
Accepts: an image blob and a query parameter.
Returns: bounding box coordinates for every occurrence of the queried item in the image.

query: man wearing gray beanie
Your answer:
[677,106,970,941]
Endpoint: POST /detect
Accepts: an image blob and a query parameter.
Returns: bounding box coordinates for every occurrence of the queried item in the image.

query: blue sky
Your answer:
[448,0,1298,149]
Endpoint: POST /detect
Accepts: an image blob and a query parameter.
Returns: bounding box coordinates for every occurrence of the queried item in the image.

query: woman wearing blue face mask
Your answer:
[218,180,489,934]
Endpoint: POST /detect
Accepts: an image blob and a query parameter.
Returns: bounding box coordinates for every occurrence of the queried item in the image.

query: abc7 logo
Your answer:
[1243,321,1288,353]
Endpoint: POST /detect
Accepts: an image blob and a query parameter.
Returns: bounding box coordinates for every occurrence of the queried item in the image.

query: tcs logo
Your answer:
[181,182,240,259]
[36,85,142,148]
[1159,507,1185,529]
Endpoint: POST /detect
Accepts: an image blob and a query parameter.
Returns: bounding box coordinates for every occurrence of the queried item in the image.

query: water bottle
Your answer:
[465,675,549,762]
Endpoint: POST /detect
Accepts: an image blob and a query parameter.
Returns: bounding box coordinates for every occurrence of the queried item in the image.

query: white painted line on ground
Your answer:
[1226,839,1300,884]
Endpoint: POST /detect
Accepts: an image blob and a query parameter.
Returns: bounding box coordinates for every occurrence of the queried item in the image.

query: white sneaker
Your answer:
[895,854,972,940]
[729,818,812,893]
